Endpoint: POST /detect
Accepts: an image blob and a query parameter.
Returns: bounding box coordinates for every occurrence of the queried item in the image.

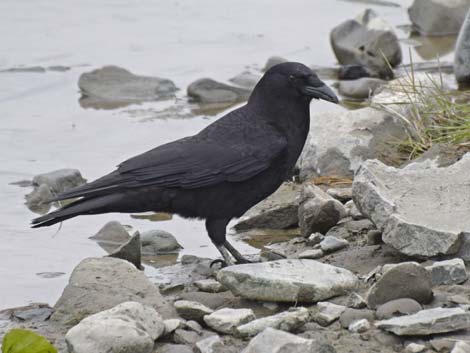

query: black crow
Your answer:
[32,62,338,265]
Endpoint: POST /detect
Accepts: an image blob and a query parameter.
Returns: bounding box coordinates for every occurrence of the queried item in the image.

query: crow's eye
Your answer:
[289,75,295,80]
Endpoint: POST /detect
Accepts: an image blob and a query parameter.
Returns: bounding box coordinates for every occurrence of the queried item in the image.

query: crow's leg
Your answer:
[224,241,252,264]
[206,218,234,267]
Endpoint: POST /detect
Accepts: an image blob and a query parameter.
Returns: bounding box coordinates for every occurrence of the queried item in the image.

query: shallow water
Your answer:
[0,0,454,310]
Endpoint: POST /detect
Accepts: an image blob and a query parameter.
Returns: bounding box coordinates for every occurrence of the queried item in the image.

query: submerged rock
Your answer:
[408,0,470,36]
[141,229,182,254]
[65,301,164,353]
[187,78,250,104]
[376,307,470,335]
[32,168,86,194]
[241,327,317,353]
[204,308,255,334]
[217,259,358,303]
[455,9,470,86]
[235,182,301,230]
[51,257,174,327]
[353,155,470,258]
[330,9,401,78]
[78,66,177,108]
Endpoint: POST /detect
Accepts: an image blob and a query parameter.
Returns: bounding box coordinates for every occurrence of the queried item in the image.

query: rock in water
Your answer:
[263,56,288,72]
[217,259,358,303]
[375,307,470,335]
[330,9,401,78]
[51,257,174,327]
[455,9,470,86]
[408,0,470,36]
[32,168,86,194]
[187,78,250,104]
[141,229,182,254]
[65,301,164,353]
[108,232,142,269]
[338,77,385,99]
[89,221,130,244]
[366,262,432,308]
[353,155,470,258]
[78,66,177,108]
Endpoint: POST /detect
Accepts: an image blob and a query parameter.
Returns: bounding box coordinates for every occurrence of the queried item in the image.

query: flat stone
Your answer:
[235,307,309,337]
[108,232,142,269]
[241,327,317,353]
[376,298,422,320]
[376,307,470,336]
[366,262,432,308]
[425,259,468,286]
[217,259,358,303]
[194,335,223,353]
[353,155,470,258]
[348,318,370,333]
[203,308,255,334]
[174,300,213,322]
[320,236,349,253]
[33,168,86,194]
[173,329,201,345]
[298,184,347,236]
[51,257,174,327]
[313,302,347,326]
[65,301,164,353]
[298,249,324,259]
[141,229,182,255]
[187,78,250,104]
[235,182,301,230]
[194,279,226,293]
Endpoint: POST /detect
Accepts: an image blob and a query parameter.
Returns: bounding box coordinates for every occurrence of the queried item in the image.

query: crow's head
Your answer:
[254,62,339,104]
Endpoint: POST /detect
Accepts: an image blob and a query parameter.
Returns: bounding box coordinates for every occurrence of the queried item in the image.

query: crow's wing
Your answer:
[52,135,287,200]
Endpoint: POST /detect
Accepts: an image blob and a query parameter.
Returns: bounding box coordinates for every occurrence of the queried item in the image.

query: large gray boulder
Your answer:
[330,9,401,78]
[298,107,407,179]
[51,257,174,327]
[187,78,250,104]
[353,155,470,258]
[455,9,470,86]
[235,182,301,230]
[408,0,470,36]
[217,259,358,303]
[65,301,165,353]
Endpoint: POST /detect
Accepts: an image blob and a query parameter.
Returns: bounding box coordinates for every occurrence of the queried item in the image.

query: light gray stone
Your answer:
[326,187,353,203]
[298,249,324,259]
[108,232,142,269]
[229,71,261,89]
[33,168,86,194]
[236,307,309,337]
[89,221,130,244]
[313,302,347,326]
[426,258,468,285]
[158,344,194,353]
[241,327,316,353]
[263,56,288,72]
[307,233,324,245]
[187,78,250,104]
[235,182,301,230]
[346,293,367,309]
[330,9,401,78]
[344,200,363,219]
[217,259,358,303]
[455,9,470,85]
[203,308,255,334]
[320,236,349,253]
[174,300,213,322]
[141,229,182,255]
[51,257,174,327]
[164,319,185,335]
[348,318,370,333]
[338,78,386,99]
[404,343,426,353]
[194,279,226,293]
[376,307,470,335]
[194,335,223,353]
[340,308,375,328]
[353,155,470,258]
[25,184,53,213]
[376,298,422,320]
[298,184,347,236]
[65,301,164,353]
[366,262,432,308]
[408,0,470,36]
[452,341,470,353]
[79,66,177,107]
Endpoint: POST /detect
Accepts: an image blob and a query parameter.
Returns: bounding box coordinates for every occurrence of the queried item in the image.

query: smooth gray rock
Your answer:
[217,259,358,303]
[408,0,470,36]
[404,343,426,353]
[235,307,309,337]
[452,341,470,353]
[235,183,301,230]
[203,308,255,334]
[263,56,288,72]
[78,66,177,105]
[298,249,324,259]
[33,168,86,194]
[108,232,142,269]
[348,318,370,333]
[51,257,174,327]
[375,307,470,335]
[426,259,467,285]
[89,221,130,244]
[455,9,470,85]
[313,302,346,326]
[174,300,213,322]
[298,107,407,179]
[376,298,422,320]
[65,301,165,353]
[330,9,401,78]
[241,327,317,353]
[366,262,432,309]
[141,229,182,255]
[320,236,349,253]
[163,319,185,335]
[339,308,375,328]
[353,156,470,258]
[298,184,347,236]
[229,71,261,89]
[194,279,226,293]
[194,335,223,353]
[187,78,250,104]
[338,77,386,99]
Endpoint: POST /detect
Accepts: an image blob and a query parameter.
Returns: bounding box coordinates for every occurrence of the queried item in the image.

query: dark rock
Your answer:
[108,232,142,270]
[338,65,372,80]
[187,78,250,104]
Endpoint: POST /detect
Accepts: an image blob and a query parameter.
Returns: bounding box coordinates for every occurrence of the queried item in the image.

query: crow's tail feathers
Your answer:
[31,194,122,228]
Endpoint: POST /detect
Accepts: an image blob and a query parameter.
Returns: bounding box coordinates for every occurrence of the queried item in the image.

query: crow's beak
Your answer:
[301,82,339,104]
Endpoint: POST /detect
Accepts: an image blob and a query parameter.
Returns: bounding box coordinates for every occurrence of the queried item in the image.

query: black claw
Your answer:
[210,259,227,268]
